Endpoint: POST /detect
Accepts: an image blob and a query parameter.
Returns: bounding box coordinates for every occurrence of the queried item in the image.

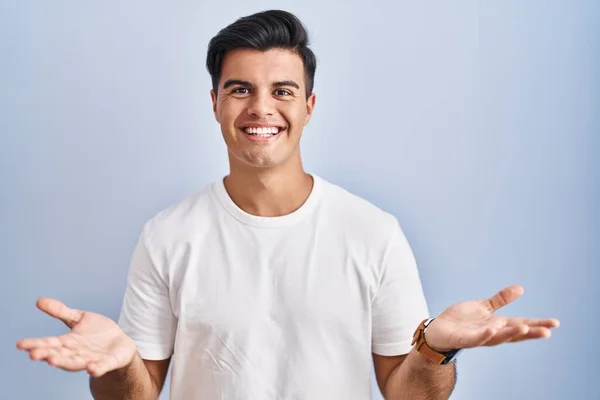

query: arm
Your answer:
[89,355,171,400]
[102,223,178,398]
[370,218,559,398]
[90,223,176,399]
[374,285,560,399]
[371,217,443,397]
[16,226,177,398]
[374,351,456,400]
[16,298,171,399]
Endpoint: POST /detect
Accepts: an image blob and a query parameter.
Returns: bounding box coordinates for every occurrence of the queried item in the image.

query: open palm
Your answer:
[424,285,560,352]
[16,298,136,377]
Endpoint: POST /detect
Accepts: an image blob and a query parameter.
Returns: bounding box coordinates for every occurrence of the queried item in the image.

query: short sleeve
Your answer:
[371,218,430,356]
[118,225,177,360]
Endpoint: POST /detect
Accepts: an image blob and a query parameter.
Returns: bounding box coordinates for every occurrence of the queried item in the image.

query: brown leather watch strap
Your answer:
[411,318,450,364]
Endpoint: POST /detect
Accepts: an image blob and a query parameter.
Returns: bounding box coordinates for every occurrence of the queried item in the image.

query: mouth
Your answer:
[240,125,286,142]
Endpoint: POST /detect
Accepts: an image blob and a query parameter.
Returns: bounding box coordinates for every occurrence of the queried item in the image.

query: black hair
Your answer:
[206,10,317,99]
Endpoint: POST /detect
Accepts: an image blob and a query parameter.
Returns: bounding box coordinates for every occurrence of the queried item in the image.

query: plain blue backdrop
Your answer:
[1,1,598,399]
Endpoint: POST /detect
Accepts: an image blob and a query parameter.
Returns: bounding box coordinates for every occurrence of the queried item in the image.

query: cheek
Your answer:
[218,100,245,126]
[281,104,306,126]
[223,110,239,127]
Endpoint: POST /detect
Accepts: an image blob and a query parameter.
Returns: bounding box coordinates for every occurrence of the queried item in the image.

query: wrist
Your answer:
[424,332,453,353]
[422,318,454,353]
[102,342,138,378]
[122,349,141,374]
[412,318,462,365]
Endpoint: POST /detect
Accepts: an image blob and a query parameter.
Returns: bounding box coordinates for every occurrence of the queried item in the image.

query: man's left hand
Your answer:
[424,285,560,353]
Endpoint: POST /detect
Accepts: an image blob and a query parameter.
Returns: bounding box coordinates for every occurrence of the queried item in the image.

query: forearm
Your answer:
[384,348,456,400]
[90,352,159,400]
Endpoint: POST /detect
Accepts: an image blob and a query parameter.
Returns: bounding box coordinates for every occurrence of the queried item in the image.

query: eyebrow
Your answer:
[272,80,300,89]
[222,79,300,90]
[222,79,252,89]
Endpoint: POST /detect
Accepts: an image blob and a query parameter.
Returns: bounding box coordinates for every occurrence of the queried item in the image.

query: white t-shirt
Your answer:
[118,174,430,400]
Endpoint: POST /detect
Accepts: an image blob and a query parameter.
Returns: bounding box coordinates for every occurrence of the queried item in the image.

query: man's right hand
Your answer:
[16,298,137,378]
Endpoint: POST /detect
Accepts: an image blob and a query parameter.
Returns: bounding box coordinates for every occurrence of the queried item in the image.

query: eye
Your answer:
[274,89,292,96]
[232,87,251,95]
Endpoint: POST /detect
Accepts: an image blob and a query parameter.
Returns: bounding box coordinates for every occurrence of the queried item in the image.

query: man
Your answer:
[17,9,559,400]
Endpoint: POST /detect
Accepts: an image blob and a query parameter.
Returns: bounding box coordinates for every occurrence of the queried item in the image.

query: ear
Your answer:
[210,89,220,123]
[304,93,316,126]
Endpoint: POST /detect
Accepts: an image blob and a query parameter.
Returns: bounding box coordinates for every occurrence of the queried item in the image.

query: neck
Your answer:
[223,157,313,217]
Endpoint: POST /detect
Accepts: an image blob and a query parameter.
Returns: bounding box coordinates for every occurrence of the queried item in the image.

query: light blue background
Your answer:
[1,1,598,399]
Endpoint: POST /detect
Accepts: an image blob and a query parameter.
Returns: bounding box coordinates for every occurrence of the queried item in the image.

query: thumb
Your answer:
[482,285,524,313]
[36,297,83,329]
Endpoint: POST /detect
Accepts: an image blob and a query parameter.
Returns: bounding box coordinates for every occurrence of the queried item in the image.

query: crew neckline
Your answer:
[212,173,323,228]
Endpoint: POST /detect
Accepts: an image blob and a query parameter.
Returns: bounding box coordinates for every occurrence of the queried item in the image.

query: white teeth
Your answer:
[244,126,280,135]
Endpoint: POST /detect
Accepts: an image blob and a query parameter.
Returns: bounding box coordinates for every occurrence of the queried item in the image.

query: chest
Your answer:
[168,224,379,335]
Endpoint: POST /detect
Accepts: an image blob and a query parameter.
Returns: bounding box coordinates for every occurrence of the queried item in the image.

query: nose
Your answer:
[246,90,275,117]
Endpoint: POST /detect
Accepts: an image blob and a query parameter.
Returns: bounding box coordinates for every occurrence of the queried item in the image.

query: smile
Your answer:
[243,126,282,136]
[240,125,286,142]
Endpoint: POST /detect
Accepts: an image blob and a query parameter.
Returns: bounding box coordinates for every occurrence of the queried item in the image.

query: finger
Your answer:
[29,345,72,360]
[509,327,552,343]
[526,318,560,328]
[17,336,64,351]
[483,325,529,346]
[506,318,560,329]
[36,298,83,329]
[483,285,524,313]
[29,347,61,361]
[47,353,89,372]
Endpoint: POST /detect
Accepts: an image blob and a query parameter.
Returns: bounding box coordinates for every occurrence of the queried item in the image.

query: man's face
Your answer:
[211,48,316,169]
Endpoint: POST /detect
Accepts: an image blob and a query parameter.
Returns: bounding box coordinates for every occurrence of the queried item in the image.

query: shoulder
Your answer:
[317,176,401,244]
[140,180,219,247]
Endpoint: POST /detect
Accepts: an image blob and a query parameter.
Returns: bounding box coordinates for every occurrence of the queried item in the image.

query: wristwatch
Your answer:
[412,318,462,365]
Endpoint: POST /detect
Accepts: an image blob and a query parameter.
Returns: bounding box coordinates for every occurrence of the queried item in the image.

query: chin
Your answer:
[230,146,297,170]
[244,157,279,169]
[231,152,276,168]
